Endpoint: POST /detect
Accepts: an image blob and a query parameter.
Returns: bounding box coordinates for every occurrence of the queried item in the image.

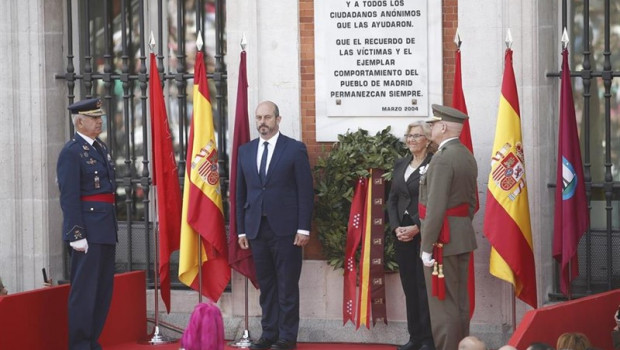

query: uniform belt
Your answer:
[81,193,115,203]
[418,202,469,243]
[419,202,470,301]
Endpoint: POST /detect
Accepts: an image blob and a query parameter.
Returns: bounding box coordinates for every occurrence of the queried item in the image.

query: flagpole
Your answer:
[141,223,176,345]
[230,277,253,347]
[505,28,518,333]
[140,32,177,346]
[196,33,205,305]
[511,286,516,331]
[567,261,572,300]
[562,29,573,302]
[197,234,203,304]
[230,34,253,348]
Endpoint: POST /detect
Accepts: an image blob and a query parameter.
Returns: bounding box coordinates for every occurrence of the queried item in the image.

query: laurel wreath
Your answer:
[313,127,408,272]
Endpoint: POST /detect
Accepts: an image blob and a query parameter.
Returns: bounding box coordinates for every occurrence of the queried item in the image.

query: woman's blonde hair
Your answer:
[406,121,438,153]
[556,332,591,350]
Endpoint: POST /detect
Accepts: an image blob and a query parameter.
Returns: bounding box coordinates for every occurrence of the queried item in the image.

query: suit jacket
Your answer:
[387,153,433,231]
[57,133,118,244]
[419,139,477,256]
[235,133,314,239]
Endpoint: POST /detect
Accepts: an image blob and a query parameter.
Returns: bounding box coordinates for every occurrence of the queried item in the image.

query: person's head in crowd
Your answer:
[498,345,518,350]
[68,97,105,140]
[255,100,281,139]
[556,332,591,350]
[426,104,469,145]
[0,277,7,296]
[404,120,438,155]
[458,335,487,350]
[527,342,554,350]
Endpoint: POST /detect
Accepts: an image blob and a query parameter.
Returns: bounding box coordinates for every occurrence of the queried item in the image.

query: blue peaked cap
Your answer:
[68,98,105,117]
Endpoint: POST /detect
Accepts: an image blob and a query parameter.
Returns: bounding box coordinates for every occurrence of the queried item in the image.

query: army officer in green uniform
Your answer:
[418,104,478,350]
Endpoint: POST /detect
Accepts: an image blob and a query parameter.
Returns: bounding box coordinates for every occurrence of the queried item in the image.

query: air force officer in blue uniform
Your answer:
[57,98,117,350]
[236,101,314,350]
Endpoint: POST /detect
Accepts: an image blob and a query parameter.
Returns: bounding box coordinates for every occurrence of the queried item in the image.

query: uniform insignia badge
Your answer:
[83,152,89,157]
[82,144,90,150]
[94,175,100,188]
[87,158,96,165]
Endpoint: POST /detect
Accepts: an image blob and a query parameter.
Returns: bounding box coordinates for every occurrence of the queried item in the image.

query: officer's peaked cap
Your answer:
[426,104,469,124]
[68,98,105,117]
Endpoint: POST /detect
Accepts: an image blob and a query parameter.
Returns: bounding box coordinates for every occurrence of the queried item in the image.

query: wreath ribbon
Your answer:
[343,177,367,326]
[343,169,387,328]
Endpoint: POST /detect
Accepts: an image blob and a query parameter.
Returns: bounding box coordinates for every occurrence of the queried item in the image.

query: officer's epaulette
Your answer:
[66,138,89,154]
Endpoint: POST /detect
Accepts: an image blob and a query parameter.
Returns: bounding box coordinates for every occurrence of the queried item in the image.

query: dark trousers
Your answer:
[395,234,434,344]
[68,244,116,350]
[423,252,470,350]
[249,217,302,342]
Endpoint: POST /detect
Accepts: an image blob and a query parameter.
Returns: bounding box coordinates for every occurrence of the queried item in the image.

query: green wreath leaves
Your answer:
[314,127,408,272]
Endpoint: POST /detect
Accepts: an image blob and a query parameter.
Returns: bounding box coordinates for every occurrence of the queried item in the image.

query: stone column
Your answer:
[459,0,558,346]
[0,0,66,293]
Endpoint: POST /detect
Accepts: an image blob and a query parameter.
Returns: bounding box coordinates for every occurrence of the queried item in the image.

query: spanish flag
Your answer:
[178,51,231,301]
[483,48,537,309]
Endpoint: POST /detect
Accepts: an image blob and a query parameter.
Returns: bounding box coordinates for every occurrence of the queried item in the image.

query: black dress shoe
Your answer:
[271,339,297,350]
[396,340,421,350]
[250,337,275,350]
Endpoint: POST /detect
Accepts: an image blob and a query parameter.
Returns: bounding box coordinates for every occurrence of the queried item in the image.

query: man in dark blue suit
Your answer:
[236,101,314,350]
[57,98,117,350]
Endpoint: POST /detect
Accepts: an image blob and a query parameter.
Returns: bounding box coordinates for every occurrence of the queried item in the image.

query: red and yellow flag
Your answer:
[356,176,373,329]
[483,48,537,309]
[343,178,367,326]
[178,51,231,301]
[353,169,387,329]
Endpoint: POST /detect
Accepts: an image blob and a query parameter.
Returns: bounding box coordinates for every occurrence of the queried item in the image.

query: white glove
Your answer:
[70,238,88,254]
[421,251,435,267]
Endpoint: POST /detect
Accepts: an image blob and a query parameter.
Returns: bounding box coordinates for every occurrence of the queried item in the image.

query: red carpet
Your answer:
[106,341,395,350]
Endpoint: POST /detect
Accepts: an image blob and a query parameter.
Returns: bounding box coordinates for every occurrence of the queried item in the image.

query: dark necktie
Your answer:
[93,141,106,162]
[259,141,268,183]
